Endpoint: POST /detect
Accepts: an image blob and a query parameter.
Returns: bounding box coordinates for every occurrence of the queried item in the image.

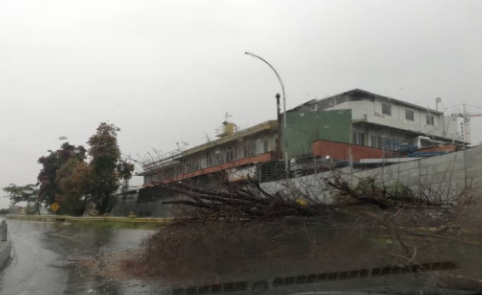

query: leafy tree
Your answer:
[34,124,132,216]
[55,158,90,216]
[86,123,134,214]
[37,142,87,214]
[2,184,40,214]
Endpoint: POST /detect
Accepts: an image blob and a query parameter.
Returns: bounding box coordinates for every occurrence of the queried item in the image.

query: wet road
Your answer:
[0,219,474,295]
[0,219,161,295]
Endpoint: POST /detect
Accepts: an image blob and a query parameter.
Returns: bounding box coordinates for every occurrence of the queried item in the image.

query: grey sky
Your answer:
[1,0,481,208]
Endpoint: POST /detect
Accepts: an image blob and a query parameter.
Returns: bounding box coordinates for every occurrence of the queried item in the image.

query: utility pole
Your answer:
[276,93,282,160]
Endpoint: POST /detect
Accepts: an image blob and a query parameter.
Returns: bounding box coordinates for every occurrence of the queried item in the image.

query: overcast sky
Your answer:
[1,0,481,208]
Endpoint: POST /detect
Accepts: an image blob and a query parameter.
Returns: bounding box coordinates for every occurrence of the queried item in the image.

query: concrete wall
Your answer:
[111,197,173,218]
[110,197,137,217]
[261,145,482,202]
[124,147,482,218]
[111,186,180,218]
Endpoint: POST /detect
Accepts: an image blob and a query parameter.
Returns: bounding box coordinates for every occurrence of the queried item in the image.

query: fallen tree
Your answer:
[129,166,482,285]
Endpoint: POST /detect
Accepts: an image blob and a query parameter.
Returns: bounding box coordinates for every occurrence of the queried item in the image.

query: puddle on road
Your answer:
[0,221,157,295]
[48,224,156,295]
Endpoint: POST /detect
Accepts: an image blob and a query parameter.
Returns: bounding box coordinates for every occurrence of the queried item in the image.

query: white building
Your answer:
[291,89,463,149]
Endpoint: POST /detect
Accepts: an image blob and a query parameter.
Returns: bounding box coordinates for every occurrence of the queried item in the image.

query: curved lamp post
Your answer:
[245,52,289,178]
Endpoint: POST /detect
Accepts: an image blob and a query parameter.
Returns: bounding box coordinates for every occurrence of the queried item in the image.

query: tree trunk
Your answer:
[35,202,41,215]
[97,194,110,215]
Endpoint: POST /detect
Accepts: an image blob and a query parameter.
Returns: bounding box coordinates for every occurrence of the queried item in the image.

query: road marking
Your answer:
[49,233,77,241]
[10,234,39,255]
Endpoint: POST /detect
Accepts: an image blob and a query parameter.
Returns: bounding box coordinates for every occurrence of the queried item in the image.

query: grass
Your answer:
[6,214,170,229]
[68,219,162,229]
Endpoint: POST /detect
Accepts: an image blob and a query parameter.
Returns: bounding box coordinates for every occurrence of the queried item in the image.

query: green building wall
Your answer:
[283,109,352,158]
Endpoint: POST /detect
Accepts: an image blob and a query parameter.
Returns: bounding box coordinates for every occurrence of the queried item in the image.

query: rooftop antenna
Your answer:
[436,97,442,111]
[224,112,232,123]
[204,133,212,143]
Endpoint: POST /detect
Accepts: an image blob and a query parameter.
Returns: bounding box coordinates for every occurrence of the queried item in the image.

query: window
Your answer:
[426,115,435,126]
[187,160,200,171]
[370,135,384,148]
[226,147,234,162]
[263,140,269,153]
[249,143,256,157]
[216,154,224,164]
[187,162,194,172]
[370,135,377,148]
[405,109,414,121]
[310,104,318,111]
[207,155,212,167]
[382,103,391,116]
[377,136,384,148]
[352,132,365,145]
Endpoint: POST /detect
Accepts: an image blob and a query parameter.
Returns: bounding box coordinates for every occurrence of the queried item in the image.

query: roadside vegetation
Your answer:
[2,122,134,216]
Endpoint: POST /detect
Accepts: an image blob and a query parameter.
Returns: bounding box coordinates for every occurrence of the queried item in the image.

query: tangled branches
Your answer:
[139,171,481,284]
[157,179,340,224]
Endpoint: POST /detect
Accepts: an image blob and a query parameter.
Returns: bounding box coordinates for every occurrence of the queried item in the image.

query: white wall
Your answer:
[261,145,482,203]
[326,98,461,142]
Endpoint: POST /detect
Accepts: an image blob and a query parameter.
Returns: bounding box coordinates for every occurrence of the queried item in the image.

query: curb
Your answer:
[0,241,11,270]
[6,214,171,228]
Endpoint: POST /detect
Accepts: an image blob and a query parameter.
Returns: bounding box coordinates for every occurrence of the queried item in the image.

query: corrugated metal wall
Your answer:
[111,187,177,218]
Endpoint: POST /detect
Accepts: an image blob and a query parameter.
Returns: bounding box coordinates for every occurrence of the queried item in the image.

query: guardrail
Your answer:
[6,214,172,227]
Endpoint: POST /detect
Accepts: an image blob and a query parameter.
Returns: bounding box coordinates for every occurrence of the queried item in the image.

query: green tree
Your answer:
[37,142,87,214]
[86,122,134,214]
[55,158,90,216]
[2,184,40,215]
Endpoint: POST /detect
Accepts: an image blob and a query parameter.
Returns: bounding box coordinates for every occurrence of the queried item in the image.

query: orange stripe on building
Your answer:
[144,152,274,186]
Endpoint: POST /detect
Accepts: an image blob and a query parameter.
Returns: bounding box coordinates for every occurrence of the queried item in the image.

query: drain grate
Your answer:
[169,261,457,294]
[272,261,457,288]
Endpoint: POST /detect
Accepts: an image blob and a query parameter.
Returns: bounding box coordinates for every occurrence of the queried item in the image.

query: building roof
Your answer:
[291,89,444,115]
[182,120,278,156]
[139,120,278,176]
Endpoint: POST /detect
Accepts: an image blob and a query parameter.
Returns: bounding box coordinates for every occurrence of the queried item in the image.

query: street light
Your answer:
[245,52,289,178]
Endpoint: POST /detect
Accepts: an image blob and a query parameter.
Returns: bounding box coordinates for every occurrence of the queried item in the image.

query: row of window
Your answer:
[353,132,412,150]
[382,103,435,126]
[182,140,271,173]
[352,132,365,145]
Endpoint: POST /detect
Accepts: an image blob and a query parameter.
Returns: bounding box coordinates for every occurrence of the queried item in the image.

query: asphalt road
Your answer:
[0,219,477,295]
[0,219,159,295]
